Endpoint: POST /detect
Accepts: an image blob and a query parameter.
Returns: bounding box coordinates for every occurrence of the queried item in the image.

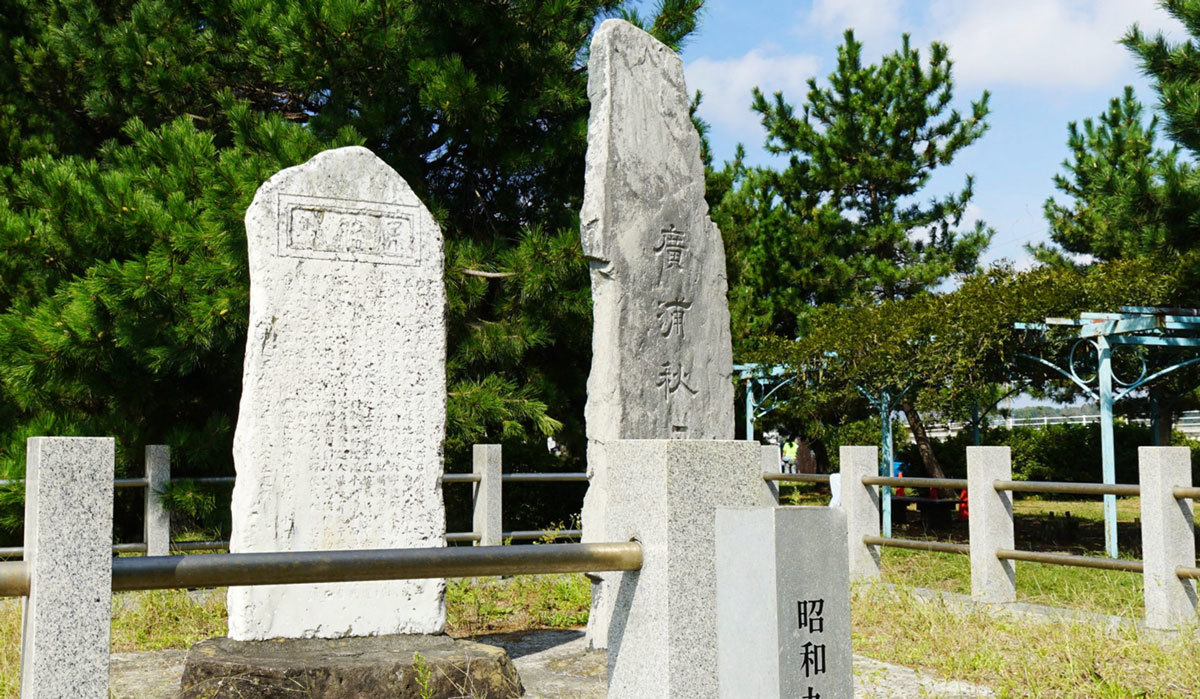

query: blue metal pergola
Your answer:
[1015,306,1200,558]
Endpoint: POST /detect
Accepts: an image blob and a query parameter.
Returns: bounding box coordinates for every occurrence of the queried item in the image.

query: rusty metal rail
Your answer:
[1177,566,1200,579]
[862,476,968,489]
[763,473,831,484]
[995,548,1143,573]
[863,535,969,556]
[993,480,1139,496]
[0,542,643,598]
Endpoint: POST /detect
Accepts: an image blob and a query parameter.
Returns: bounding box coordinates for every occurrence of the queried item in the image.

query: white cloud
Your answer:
[925,0,1185,89]
[685,46,820,136]
[805,0,906,46]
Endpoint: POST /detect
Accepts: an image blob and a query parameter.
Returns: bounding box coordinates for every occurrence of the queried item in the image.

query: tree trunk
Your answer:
[1155,398,1174,446]
[899,400,947,482]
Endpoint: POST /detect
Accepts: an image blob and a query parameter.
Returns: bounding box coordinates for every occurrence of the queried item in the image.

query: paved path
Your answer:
[111,629,993,697]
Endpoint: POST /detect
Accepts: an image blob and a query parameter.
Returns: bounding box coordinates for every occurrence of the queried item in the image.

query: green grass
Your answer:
[853,582,1200,696]
[446,573,591,637]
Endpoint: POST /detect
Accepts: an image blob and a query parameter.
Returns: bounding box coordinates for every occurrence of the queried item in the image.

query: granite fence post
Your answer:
[472,444,503,546]
[761,443,781,504]
[968,446,1015,603]
[21,437,115,699]
[145,445,171,557]
[1139,446,1197,630]
[841,446,880,581]
[599,439,768,698]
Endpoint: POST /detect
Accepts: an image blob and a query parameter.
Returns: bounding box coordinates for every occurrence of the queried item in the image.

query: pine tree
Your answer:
[719,30,992,478]
[716,30,992,349]
[0,1,704,533]
[1036,86,1193,267]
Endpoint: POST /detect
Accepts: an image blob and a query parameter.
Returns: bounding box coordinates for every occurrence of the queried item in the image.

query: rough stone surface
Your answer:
[596,440,768,698]
[22,437,115,699]
[179,634,521,698]
[229,146,446,640]
[841,446,881,581]
[968,446,1015,603]
[716,507,853,699]
[580,17,735,649]
[145,444,171,557]
[1138,446,1197,629]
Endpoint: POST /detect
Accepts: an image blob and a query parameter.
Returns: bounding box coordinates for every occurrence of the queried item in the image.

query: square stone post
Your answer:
[1139,446,1197,629]
[761,443,781,504]
[145,445,171,557]
[968,446,1015,603]
[840,446,880,581]
[716,507,852,699]
[22,437,114,699]
[599,440,769,698]
[472,444,502,546]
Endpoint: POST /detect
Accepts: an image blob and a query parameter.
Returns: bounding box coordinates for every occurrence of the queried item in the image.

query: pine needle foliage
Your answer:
[0,1,705,532]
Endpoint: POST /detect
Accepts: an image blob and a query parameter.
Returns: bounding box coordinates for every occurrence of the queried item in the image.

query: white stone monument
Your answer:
[228,146,446,640]
[580,17,736,649]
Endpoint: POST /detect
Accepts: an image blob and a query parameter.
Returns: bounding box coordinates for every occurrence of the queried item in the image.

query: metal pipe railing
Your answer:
[995,548,1144,573]
[863,535,969,556]
[1177,566,1200,579]
[170,540,230,552]
[501,473,588,483]
[993,480,1140,497]
[189,477,235,485]
[440,473,482,484]
[1173,486,1200,500]
[503,529,582,541]
[113,478,149,489]
[862,476,968,489]
[445,532,482,543]
[0,542,642,598]
[763,473,831,484]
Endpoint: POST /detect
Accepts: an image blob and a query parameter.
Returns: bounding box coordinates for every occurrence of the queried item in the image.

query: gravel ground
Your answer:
[110,629,993,697]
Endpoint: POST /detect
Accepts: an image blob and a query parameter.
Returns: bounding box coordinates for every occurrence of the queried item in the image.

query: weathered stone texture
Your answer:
[580,17,736,650]
[179,635,522,698]
[22,437,115,699]
[229,146,446,640]
[580,18,734,443]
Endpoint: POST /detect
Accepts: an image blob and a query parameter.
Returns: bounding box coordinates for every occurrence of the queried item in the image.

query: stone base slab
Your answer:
[179,634,522,698]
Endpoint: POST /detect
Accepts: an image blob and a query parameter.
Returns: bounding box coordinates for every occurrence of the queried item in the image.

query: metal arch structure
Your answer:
[1015,306,1200,558]
[734,362,913,537]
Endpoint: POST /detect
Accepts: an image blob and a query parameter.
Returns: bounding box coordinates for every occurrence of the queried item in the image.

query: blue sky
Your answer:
[665,0,1187,269]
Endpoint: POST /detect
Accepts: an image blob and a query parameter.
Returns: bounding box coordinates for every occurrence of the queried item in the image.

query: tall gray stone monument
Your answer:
[229,146,446,640]
[580,18,736,649]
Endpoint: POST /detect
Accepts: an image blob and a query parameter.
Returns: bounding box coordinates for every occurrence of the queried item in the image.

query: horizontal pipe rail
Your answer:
[996,548,1144,573]
[504,530,583,541]
[0,542,643,598]
[188,477,235,485]
[440,473,482,484]
[993,480,1140,497]
[114,478,149,489]
[445,532,482,543]
[170,540,230,552]
[863,535,970,555]
[501,473,588,483]
[1177,566,1200,579]
[1173,486,1200,500]
[763,473,831,484]
[862,476,968,489]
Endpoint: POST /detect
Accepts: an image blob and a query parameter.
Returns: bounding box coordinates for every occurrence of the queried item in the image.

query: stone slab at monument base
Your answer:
[178,634,522,698]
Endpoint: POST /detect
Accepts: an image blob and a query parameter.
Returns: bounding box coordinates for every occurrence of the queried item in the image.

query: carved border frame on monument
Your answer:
[276,193,421,266]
